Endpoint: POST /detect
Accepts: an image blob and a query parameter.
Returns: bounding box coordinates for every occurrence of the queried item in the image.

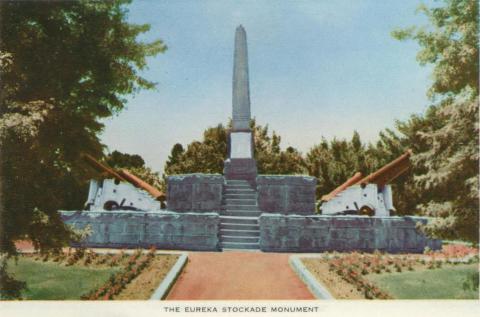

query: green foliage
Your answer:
[129,166,165,192]
[106,150,145,169]
[414,95,479,242]
[0,259,27,300]
[164,120,306,177]
[165,124,228,175]
[392,0,479,243]
[105,151,165,190]
[252,120,306,175]
[392,0,478,97]
[105,150,164,191]
[306,132,372,201]
[0,0,164,298]
[304,130,417,215]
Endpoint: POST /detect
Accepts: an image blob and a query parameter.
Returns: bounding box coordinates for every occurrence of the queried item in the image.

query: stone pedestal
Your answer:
[224,158,257,182]
[224,130,257,182]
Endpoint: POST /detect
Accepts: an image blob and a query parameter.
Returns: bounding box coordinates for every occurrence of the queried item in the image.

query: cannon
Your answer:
[320,150,412,216]
[82,154,165,211]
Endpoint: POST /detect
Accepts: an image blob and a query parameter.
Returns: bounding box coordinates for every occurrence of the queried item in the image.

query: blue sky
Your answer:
[100,0,434,172]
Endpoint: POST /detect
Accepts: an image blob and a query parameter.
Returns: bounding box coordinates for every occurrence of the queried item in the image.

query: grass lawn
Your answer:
[7,257,120,300]
[367,264,479,299]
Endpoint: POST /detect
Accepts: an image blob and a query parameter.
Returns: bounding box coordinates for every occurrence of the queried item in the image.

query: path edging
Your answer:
[150,252,188,300]
[289,255,334,300]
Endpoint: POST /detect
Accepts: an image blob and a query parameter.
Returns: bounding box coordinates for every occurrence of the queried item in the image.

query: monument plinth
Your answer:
[224,25,257,182]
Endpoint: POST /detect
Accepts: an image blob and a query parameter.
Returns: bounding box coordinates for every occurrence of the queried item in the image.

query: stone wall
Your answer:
[256,175,317,215]
[60,210,220,251]
[259,214,441,253]
[167,174,224,212]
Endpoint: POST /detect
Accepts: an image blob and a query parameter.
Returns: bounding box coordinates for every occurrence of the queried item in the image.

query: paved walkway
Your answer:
[166,251,315,300]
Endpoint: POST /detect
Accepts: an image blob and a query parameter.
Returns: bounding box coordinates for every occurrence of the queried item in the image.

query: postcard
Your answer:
[0,0,478,316]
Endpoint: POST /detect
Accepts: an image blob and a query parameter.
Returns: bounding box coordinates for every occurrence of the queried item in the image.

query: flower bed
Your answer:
[81,247,157,300]
[302,244,479,300]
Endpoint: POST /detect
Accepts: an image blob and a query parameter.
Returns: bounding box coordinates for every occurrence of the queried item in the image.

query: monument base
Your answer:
[224,158,257,182]
[259,214,442,253]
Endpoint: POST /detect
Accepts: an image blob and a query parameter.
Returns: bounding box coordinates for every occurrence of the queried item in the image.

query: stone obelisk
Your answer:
[232,25,251,131]
[224,25,257,181]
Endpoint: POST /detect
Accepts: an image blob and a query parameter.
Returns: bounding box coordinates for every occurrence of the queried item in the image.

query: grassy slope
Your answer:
[367,264,479,299]
[7,257,119,300]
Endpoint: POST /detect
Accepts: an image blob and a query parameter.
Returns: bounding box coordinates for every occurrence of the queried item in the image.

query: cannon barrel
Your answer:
[82,153,126,182]
[356,149,412,187]
[118,169,166,202]
[321,172,363,202]
[82,154,165,202]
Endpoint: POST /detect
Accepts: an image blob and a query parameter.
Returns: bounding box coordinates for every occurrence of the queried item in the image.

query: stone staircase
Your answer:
[219,179,260,250]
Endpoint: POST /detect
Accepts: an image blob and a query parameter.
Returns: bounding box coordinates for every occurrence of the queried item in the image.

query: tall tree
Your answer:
[252,120,306,175]
[306,132,378,200]
[164,120,306,177]
[0,0,165,296]
[164,124,228,175]
[392,0,479,243]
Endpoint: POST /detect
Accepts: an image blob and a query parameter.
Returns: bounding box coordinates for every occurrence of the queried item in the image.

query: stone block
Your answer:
[257,175,317,215]
[167,174,224,212]
[259,214,441,253]
[60,210,220,251]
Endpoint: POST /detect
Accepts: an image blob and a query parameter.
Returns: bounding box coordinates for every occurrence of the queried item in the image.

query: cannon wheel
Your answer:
[104,200,119,211]
[359,205,375,216]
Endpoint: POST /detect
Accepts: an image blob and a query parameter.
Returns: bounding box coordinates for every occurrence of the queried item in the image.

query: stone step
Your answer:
[223,210,261,217]
[220,236,259,244]
[225,184,252,190]
[219,216,258,224]
[224,204,259,211]
[226,180,250,185]
[219,229,260,237]
[220,241,260,250]
[220,223,259,231]
[224,188,256,194]
[224,193,257,199]
[225,198,257,206]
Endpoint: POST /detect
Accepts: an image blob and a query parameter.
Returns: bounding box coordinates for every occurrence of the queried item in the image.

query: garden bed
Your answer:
[301,244,479,300]
[5,248,179,300]
[114,254,179,300]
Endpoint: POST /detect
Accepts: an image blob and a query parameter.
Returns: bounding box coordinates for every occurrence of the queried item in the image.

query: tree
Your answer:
[0,0,165,297]
[393,0,478,98]
[252,120,306,175]
[305,132,378,200]
[164,143,185,173]
[106,150,145,169]
[392,0,479,243]
[164,124,228,175]
[104,150,163,191]
[164,120,306,177]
